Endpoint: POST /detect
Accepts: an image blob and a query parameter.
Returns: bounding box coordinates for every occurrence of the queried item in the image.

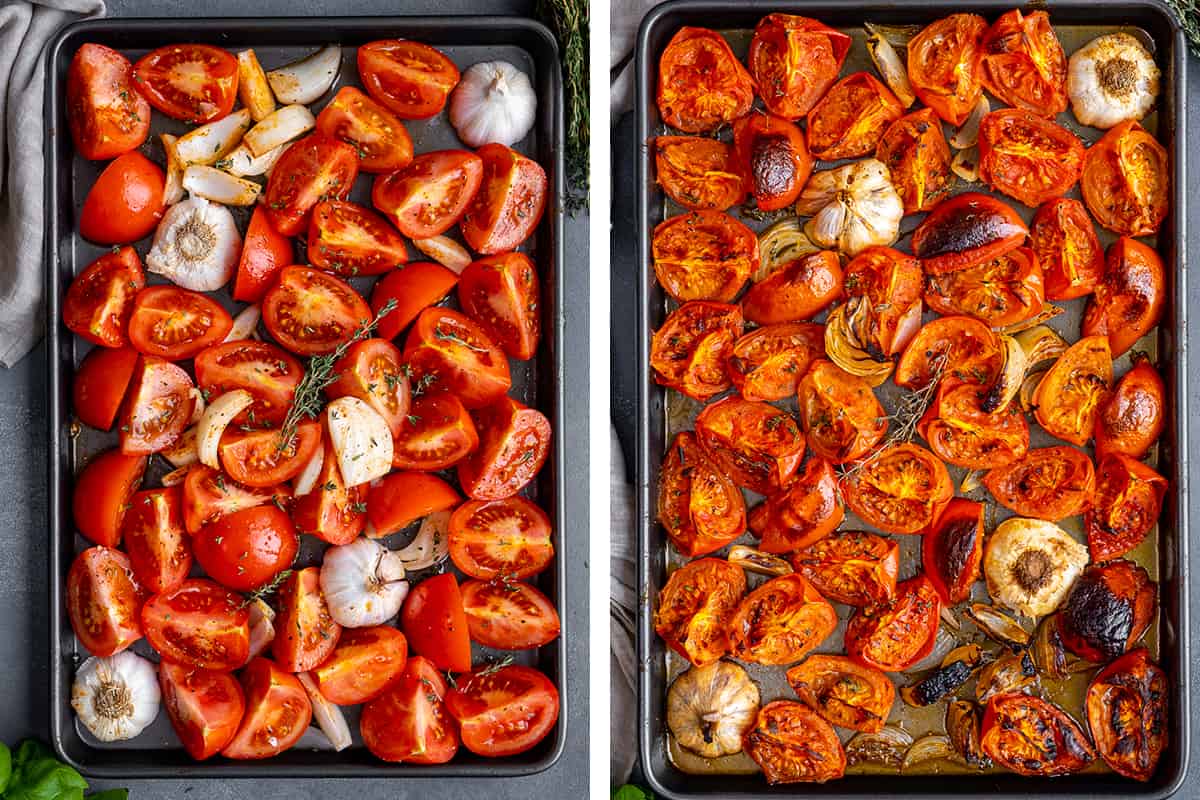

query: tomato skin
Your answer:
[64,246,145,348]
[798,360,888,464]
[192,505,298,592]
[123,487,191,594]
[845,575,943,672]
[142,579,251,671]
[842,443,953,535]
[907,14,987,126]
[458,397,551,500]
[222,657,312,759]
[654,136,744,211]
[194,340,303,426]
[79,151,164,245]
[876,108,953,215]
[1058,559,1156,664]
[370,262,459,341]
[457,253,541,360]
[307,200,408,278]
[807,72,903,161]
[1081,120,1168,237]
[981,693,1096,776]
[361,655,460,763]
[67,546,144,657]
[749,457,843,554]
[326,337,411,438]
[233,205,295,303]
[73,345,139,431]
[983,446,1096,521]
[733,113,812,211]
[460,143,548,255]
[366,471,460,539]
[1033,335,1113,446]
[1086,648,1168,781]
[181,464,291,535]
[128,286,233,360]
[741,251,842,325]
[650,301,743,401]
[158,662,245,761]
[742,701,846,784]
[460,579,560,650]
[919,379,1030,469]
[73,447,147,547]
[133,44,238,123]
[793,530,899,607]
[391,392,479,471]
[1030,198,1105,301]
[401,573,471,672]
[313,626,408,705]
[655,558,746,666]
[272,567,340,673]
[747,15,850,120]
[922,498,984,604]
[1083,237,1165,358]
[913,192,1028,275]
[119,355,195,455]
[402,307,511,408]
[895,315,1003,391]
[291,435,365,546]
[657,431,746,558]
[264,133,359,236]
[447,664,560,757]
[371,149,483,240]
[1085,454,1167,561]
[448,496,554,581]
[358,40,459,119]
[729,574,837,666]
[980,10,1068,116]
[726,322,822,402]
[316,85,413,173]
[978,109,1085,207]
[1095,353,1165,461]
[219,420,322,488]
[656,27,754,133]
[694,396,804,495]
[67,43,150,160]
[786,654,895,734]
[261,265,372,356]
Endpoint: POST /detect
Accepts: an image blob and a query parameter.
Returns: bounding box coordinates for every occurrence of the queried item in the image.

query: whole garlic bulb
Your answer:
[146,196,241,292]
[796,159,903,256]
[983,517,1089,618]
[667,660,760,758]
[449,61,537,148]
[1068,33,1160,129]
[72,652,160,742]
[320,537,409,628]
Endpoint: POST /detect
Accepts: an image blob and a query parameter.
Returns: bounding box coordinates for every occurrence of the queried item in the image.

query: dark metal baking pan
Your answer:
[634,0,1189,796]
[45,15,566,778]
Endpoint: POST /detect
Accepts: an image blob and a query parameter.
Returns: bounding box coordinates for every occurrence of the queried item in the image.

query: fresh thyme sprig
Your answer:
[1166,0,1200,57]
[536,0,589,215]
[241,568,293,609]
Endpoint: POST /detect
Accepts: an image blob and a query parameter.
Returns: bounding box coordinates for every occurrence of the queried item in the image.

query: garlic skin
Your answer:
[320,537,409,628]
[449,61,537,148]
[72,652,160,742]
[1068,33,1160,129]
[796,159,903,256]
[146,196,241,292]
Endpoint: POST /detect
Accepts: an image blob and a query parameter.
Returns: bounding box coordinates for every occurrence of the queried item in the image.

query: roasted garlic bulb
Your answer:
[666,660,760,758]
[983,517,1089,618]
[796,159,903,256]
[1068,33,1160,129]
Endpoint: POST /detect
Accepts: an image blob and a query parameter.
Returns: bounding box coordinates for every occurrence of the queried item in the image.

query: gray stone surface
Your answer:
[0,1,589,797]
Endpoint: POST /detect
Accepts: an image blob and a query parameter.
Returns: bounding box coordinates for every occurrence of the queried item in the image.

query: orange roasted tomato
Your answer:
[983,446,1096,520]
[748,457,843,554]
[741,251,842,326]
[657,431,746,558]
[876,108,953,215]
[792,530,899,608]
[654,136,744,211]
[786,654,895,734]
[1030,198,1105,301]
[1081,120,1169,237]
[797,360,887,464]
[978,109,1085,208]
[726,322,824,402]
[1033,335,1113,445]
[694,397,805,495]
[841,443,953,535]
[981,693,1096,776]
[1085,454,1167,561]
[742,701,846,785]
[746,14,851,120]
[907,14,988,126]
[845,575,942,672]
[922,498,984,604]
[732,113,813,211]
[656,27,754,133]
[1086,648,1168,782]
[842,247,924,359]
[729,574,837,666]
[924,246,1045,329]
[894,315,1003,391]
[1083,237,1165,358]
[654,558,746,667]
[1058,559,1156,664]
[649,301,743,401]
[1095,353,1165,460]
[806,72,903,161]
[651,211,757,303]
[912,192,1028,275]
[919,380,1030,470]
[979,10,1068,117]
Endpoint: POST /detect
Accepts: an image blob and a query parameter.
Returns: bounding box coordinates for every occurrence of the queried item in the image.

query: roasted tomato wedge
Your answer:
[922,498,984,604]
[307,200,408,277]
[732,113,813,211]
[181,464,290,534]
[128,286,232,360]
[233,205,294,304]
[357,40,459,119]
[262,265,372,357]
[651,211,757,303]
[264,133,359,236]
[798,360,887,464]
[786,654,895,734]
[657,431,746,558]
[980,10,1068,116]
[843,246,924,358]
[653,136,744,210]
[448,496,554,581]
[73,345,139,431]
[743,701,846,785]
[313,626,408,705]
[159,662,245,761]
[67,546,144,657]
[118,356,194,455]
[400,573,471,672]
[142,579,250,671]
[1033,335,1113,445]
[1085,454,1167,561]
[654,557,746,667]
[461,143,548,255]
[326,337,411,438]
[842,443,953,535]
[981,693,1095,776]
[1059,559,1156,664]
[1086,648,1168,781]
[1030,197,1105,301]
[371,261,459,341]
[361,656,459,764]
[741,251,842,325]
[192,505,298,593]
[315,85,413,173]
[219,420,321,488]
[656,26,753,133]
[67,43,150,160]
[983,446,1096,520]
[460,579,561,650]
[846,575,942,672]
[978,109,1085,207]
[457,396,551,500]
[793,530,899,607]
[747,14,851,120]
[291,434,365,546]
[272,567,340,673]
[73,447,147,547]
[370,149,483,240]
[876,108,953,215]
[907,14,988,126]
[727,322,823,402]
[195,340,303,426]
[391,392,479,470]
[366,471,459,538]
[649,300,743,401]
[123,487,191,594]
[919,380,1030,469]
[403,307,511,408]
[749,457,842,554]
[913,192,1028,275]
[1083,237,1165,358]
[694,396,805,495]
[729,573,837,666]
[64,246,145,348]
[457,252,541,360]
[133,44,237,123]
[806,72,903,161]
[1095,353,1165,460]
[447,664,559,758]
[222,657,311,759]
[1081,120,1169,237]
[79,151,165,245]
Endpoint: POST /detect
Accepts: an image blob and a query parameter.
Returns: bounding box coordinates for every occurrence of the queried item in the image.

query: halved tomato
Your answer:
[457,252,541,360]
[919,380,1030,469]
[63,246,145,348]
[371,150,483,240]
[912,192,1028,275]
[67,43,150,160]
[656,26,754,133]
[694,396,805,495]
[1033,335,1113,445]
[922,498,984,604]
[142,579,250,671]
[980,10,1068,116]
[654,558,746,667]
[983,446,1096,520]
[458,397,550,500]
[792,530,899,607]
[366,471,460,537]
[181,464,291,535]
[67,546,144,657]
[460,579,560,650]
[447,664,560,757]
[262,265,372,356]
[876,108,953,215]
[907,14,987,126]
[978,109,1085,207]
[727,322,823,402]
[654,136,744,210]
[159,662,245,761]
[219,421,320,489]
[1086,648,1167,781]
[400,573,471,672]
[315,85,413,173]
[79,152,165,245]
[742,701,846,784]
[747,14,850,120]
[263,133,359,236]
[123,487,191,594]
[222,657,311,759]
[291,433,365,546]
[806,72,903,161]
[786,654,895,733]
[1095,353,1165,460]
[845,575,942,672]
[232,205,294,303]
[842,443,953,534]
[133,43,238,123]
[649,300,743,401]
[895,315,1004,390]
[448,496,554,581]
[460,143,548,255]
[118,356,194,455]
[361,655,460,763]
[128,286,232,360]
[307,200,408,277]
[926,247,1045,328]
[797,360,888,464]
[358,40,459,119]
[73,345,139,431]
[981,693,1095,776]
[192,504,298,592]
[1058,559,1156,663]
[326,337,411,437]
[729,573,837,665]
[371,261,459,340]
[313,626,408,705]
[402,307,511,408]
[1083,237,1165,358]
[391,392,479,470]
[742,251,842,326]
[732,112,813,211]
[73,447,146,548]
[195,340,302,426]
[272,567,340,672]
[658,431,746,558]
[749,457,843,554]
[1030,198,1105,301]
[1081,120,1169,237]
[1085,454,1168,561]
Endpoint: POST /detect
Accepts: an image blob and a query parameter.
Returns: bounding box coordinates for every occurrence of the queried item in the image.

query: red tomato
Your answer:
[142,579,250,671]
[980,10,1068,116]
[728,574,837,666]
[366,471,460,538]
[291,434,366,546]
[194,340,303,426]
[653,136,745,211]
[458,397,551,500]
[402,307,511,408]
[1083,237,1165,358]
[313,626,408,705]
[457,253,541,360]
[657,431,746,558]
[401,573,471,672]
[895,315,1004,391]
[876,108,953,215]
[786,655,895,734]
[446,664,559,757]
[694,396,805,495]
[72,345,138,431]
[358,40,459,119]
[1095,353,1165,461]
[656,27,754,132]
[272,567,340,673]
[232,205,294,303]
[158,662,245,761]
[370,262,459,341]
[461,579,561,650]
[907,14,988,126]
[793,530,899,608]
[1058,559,1156,664]
[192,505,298,592]
[1030,198,1105,301]
[806,72,903,161]
[326,338,411,438]
[746,14,850,120]
[181,464,291,535]
[919,379,1030,469]
[448,496,554,581]
[360,656,460,764]
[315,85,414,173]
[218,420,321,488]
[732,113,813,211]
[128,286,232,360]
[222,658,311,759]
[913,192,1028,275]
[123,487,191,594]
[842,246,925,358]
[841,443,953,535]
[67,43,150,160]
[133,44,238,123]
[370,150,483,240]
[117,356,195,455]
[63,246,145,348]
[1080,120,1169,237]
[67,546,144,657]
[391,392,479,471]
[263,133,359,236]
[261,266,372,356]
[978,109,1085,207]
[1085,648,1168,782]
[307,200,408,277]
[1085,454,1168,562]
[651,211,757,303]
[845,575,943,672]
[461,143,548,255]
[1033,335,1113,446]
[79,152,164,245]
[741,251,842,325]
[922,498,984,604]
[749,457,843,554]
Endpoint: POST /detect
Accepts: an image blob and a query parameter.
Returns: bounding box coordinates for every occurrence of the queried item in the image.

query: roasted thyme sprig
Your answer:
[536,0,589,214]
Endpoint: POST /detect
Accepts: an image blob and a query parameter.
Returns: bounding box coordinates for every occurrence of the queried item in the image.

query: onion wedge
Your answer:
[292,442,325,497]
[220,142,285,177]
[297,671,352,751]
[246,598,276,661]
[267,45,341,105]
[326,397,393,486]
[188,388,207,425]
[160,134,185,206]
[223,304,262,343]
[950,96,990,150]
[197,389,254,469]
[175,109,252,166]
[866,29,916,108]
[183,166,262,206]
[160,465,190,487]
[412,235,473,274]
[242,104,316,157]
[237,49,276,121]
[395,511,451,571]
[161,426,199,468]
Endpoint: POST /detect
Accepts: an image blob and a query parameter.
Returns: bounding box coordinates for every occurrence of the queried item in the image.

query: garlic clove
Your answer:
[449,60,537,148]
[72,651,160,742]
[161,134,186,206]
[243,104,316,158]
[146,196,241,292]
[220,142,286,177]
[175,109,252,166]
[319,537,409,628]
[395,510,451,571]
[325,397,393,486]
[182,165,262,207]
[411,235,473,274]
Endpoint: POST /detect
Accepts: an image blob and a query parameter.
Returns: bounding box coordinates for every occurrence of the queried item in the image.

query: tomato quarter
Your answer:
[79,152,165,245]
[1058,559,1155,664]
[64,246,145,348]
[460,579,561,650]
[142,578,250,671]
[912,192,1027,275]
[733,113,813,211]
[67,546,144,657]
[798,360,887,464]
[72,345,139,431]
[458,396,550,500]
[316,85,414,173]
[326,337,411,438]
[1095,352,1165,460]
[653,136,744,210]
[922,498,984,604]
[657,431,746,558]
[195,340,303,426]
[218,420,321,488]
[361,656,460,764]
[1085,453,1167,561]
[694,396,805,495]
[358,40,459,119]
[729,574,837,666]
[876,108,953,215]
[159,662,245,761]
[123,487,191,594]
[272,567,340,672]
[650,300,743,401]
[919,379,1030,469]
[741,251,842,325]
[980,10,1068,116]
[806,72,903,161]
[307,200,408,277]
[460,143,548,255]
[845,575,942,672]
[67,43,150,160]
[118,356,194,455]
[261,265,372,356]
[747,14,850,120]
[743,701,846,784]
[370,261,459,341]
[447,664,560,758]
[907,14,987,126]
[391,392,479,471]
[1083,237,1165,358]
[793,530,899,607]
[786,654,895,734]
[727,322,823,402]
[1086,649,1167,781]
[291,433,366,546]
[73,447,146,547]
[1081,120,1168,237]
[263,133,359,236]
[1033,335,1113,445]
[313,626,408,705]
[222,657,311,759]
[895,315,1004,391]
[133,44,238,123]
[232,205,294,304]
[371,149,483,240]
[983,446,1096,520]
[1030,197,1104,301]
[400,573,471,672]
[749,457,843,554]
[978,109,1085,207]
[366,471,459,537]
[181,464,291,535]
[192,504,298,592]
[842,443,953,535]
[402,307,511,408]
[457,252,541,360]
[656,26,753,133]
[981,693,1095,776]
